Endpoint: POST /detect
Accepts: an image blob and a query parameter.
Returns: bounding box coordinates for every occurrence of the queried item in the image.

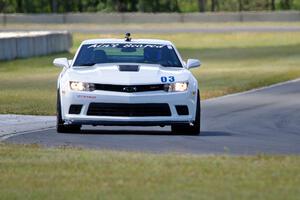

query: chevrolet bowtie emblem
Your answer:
[122,86,137,93]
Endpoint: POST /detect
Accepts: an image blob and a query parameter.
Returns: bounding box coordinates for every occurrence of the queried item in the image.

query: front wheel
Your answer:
[171,91,201,135]
[56,90,81,133]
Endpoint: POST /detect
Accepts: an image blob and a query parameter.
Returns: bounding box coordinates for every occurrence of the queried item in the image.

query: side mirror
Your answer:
[186,59,201,69]
[53,58,69,68]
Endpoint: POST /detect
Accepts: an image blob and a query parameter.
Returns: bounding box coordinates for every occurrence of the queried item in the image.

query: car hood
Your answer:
[67,64,190,85]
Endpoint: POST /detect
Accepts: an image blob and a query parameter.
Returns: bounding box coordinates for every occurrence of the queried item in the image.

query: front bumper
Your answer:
[60,90,198,126]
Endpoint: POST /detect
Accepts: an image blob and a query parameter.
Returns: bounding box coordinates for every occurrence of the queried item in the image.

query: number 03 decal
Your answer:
[161,76,175,83]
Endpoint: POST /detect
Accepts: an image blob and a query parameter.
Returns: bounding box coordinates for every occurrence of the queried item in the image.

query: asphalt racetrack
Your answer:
[5,79,300,155]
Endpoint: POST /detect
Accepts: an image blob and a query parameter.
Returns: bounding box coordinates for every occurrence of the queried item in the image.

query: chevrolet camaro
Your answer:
[53,34,201,135]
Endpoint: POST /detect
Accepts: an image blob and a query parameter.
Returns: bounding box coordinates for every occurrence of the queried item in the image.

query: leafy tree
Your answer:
[280,0,292,9]
[271,0,276,10]
[0,0,299,13]
[198,0,206,12]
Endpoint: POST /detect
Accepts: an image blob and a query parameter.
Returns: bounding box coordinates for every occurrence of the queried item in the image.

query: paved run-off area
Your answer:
[2,79,300,155]
[0,115,55,139]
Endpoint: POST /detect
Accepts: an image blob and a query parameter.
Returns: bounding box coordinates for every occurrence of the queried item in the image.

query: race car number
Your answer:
[161,76,175,83]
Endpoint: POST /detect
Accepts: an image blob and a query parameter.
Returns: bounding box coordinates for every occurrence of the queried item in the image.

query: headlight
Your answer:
[164,82,189,92]
[69,81,95,91]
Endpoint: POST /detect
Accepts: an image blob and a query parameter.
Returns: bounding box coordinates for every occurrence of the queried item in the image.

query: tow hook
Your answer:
[64,120,73,125]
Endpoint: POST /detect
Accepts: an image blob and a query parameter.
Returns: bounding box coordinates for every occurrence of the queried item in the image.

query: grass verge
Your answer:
[1,32,300,115]
[0,144,299,200]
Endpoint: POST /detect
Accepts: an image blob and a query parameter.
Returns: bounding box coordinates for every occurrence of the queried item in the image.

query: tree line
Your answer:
[0,0,299,13]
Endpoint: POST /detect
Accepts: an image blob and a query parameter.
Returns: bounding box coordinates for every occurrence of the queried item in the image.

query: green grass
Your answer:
[1,32,300,115]
[5,22,300,30]
[0,144,300,200]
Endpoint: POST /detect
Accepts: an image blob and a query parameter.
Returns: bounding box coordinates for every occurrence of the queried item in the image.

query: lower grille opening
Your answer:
[87,103,171,117]
[69,104,83,114]
[175,105,189,115]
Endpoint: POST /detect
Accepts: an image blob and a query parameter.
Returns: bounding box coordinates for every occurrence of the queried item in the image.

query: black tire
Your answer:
[171,90,201,135]
[56,90,81,133]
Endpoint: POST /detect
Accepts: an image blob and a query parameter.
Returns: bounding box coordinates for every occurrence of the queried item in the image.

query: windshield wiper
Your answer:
[160,64,181,68]
[78,63,97,66]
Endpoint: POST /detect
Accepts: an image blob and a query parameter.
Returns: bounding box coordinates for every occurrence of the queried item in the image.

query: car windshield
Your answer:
[73,43,182,68]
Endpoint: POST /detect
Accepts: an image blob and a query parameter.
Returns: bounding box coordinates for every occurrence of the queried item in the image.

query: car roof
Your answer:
[81,39,173,45]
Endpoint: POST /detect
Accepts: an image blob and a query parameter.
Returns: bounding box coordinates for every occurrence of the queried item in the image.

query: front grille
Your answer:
[94,84,165,93]
[87,103,171,117]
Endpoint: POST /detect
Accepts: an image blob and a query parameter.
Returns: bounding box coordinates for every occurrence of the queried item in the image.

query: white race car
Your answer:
[53,34,201,135]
